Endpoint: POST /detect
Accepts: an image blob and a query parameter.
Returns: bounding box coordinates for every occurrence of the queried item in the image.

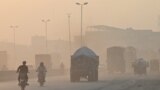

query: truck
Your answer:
[132,58,149,75]
[70,47,99,82]
[124,47,137,73]
[107,47,126,73]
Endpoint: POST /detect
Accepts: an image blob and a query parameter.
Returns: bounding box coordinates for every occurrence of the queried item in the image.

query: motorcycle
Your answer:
[38,72,45,86]
[19,73,27,90]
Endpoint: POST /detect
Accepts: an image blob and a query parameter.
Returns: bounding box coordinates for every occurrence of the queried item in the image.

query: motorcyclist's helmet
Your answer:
[23,61,26,65]
[40,62,44,66]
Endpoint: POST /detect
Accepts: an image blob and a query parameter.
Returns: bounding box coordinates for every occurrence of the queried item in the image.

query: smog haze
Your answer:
[0,0,159,45]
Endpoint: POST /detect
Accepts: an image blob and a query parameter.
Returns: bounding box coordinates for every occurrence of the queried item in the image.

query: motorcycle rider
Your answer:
[36,62,47,82]
[60,62,65,74]
[17,61,29,85]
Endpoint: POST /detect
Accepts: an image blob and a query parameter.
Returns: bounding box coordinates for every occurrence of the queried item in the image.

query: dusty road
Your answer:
[0,73,160,90]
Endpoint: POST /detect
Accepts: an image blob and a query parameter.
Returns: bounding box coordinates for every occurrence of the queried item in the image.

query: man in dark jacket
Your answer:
[17,61,29,85]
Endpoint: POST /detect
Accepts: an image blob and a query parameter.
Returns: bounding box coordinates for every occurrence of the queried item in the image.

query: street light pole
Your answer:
[67,14,72,55]
[42,19,50,52]
[81,5,83,47]
[10,26,18,52]
[10,25,18,62]
[76,2,88,47]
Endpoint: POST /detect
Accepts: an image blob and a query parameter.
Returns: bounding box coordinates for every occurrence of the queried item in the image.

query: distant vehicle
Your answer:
[132,58,149,75]
[70,47,99,82]
[35,54,52,70]
[124,47,137,73]
[107,47,126,73]
[150,59,159,73]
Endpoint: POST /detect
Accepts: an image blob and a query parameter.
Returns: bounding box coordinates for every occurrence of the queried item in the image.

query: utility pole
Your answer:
[76,2,88,47]
[42,19,50,52]
[10,25,18,62]
[67,14,72,55]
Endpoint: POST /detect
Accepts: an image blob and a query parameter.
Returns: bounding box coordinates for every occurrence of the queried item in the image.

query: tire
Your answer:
[40,82,44,86]
[21,86,25,90]
[88,70,98,82]
[74,71,80,82]
[95,69,98,81]
[70,70,75,82]
[38,76,45,86]
[92,70,98,81]
[88,71,93,82]
[70,70,80,82]
[19,75,27,90]
[20,83,26,90]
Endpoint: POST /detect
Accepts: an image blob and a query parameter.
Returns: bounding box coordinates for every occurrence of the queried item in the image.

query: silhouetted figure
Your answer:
[60,62,65,70]
[36,62,47,83]
[17,61,29,85]
[60,62,65,74]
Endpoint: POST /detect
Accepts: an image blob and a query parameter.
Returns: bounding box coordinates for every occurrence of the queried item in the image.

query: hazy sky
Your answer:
[0,0,160,45]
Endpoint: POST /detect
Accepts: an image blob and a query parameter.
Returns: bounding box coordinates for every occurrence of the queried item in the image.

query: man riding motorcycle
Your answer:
[36,62,47,82]
[17,61,29,85]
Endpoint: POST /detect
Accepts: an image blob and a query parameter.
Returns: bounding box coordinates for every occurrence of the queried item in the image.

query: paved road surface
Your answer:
[0,73,160,90]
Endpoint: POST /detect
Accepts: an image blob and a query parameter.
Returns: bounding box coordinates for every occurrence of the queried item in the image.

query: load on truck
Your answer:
[35,54,52,70]
[70,47,99,82]
[132,58,149,75]
[107,47,126,73]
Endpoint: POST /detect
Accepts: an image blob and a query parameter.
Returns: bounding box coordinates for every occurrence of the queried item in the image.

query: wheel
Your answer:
[21,85,25,90]
[21,86,25,90]
[70,70,80,82]
[88,70,98,82]
[88,71,93,82]
[38,76,45,86]
[20,81,26,90]
[74,71,80,82]
[95,69,98,81]
[40,82,44,86]
[70,70,75,82]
